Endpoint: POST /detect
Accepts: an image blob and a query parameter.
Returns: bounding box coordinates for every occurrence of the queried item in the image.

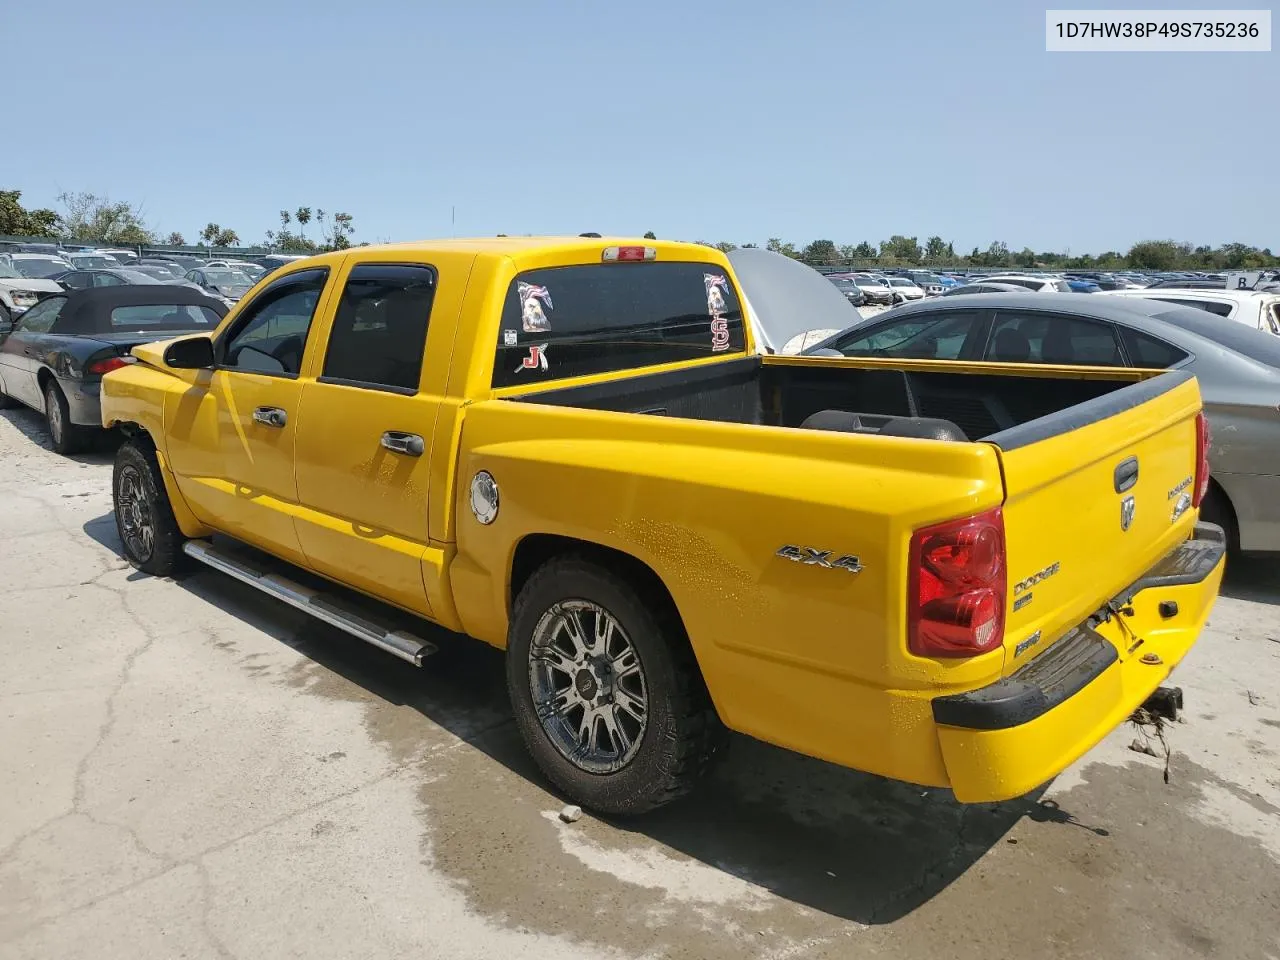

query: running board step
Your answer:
[182,540,437,666]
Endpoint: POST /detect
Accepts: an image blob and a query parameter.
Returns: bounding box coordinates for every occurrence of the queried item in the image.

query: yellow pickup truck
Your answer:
[101,237,1225,814]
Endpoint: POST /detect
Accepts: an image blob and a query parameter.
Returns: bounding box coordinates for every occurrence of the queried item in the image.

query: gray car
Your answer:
[802,292,1280,552]
[0,286,227,454]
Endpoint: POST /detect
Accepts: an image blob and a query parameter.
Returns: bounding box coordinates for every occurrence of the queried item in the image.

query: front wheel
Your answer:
[506,556,727,815]
[113,439,187,576]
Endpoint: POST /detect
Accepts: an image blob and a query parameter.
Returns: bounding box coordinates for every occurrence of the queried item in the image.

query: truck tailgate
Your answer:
[990,370,1204,672]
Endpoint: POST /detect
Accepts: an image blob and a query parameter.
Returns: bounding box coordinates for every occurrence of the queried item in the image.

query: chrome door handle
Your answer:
[380,431,424,457]
[252,406,287,428]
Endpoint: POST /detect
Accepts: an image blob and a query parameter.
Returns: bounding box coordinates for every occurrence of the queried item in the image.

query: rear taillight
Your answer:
[1192,412,1211,507]
[908,507,1006,658]
[86,355,134,376]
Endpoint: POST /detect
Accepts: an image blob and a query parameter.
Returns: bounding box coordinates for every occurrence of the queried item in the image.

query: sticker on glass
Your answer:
[704,273,731,352]
[518,281,553,333]
[503,329,518,346]
[515,344,549,372]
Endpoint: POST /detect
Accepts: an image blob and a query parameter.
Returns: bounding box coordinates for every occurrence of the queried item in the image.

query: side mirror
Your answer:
[164,336,215,369]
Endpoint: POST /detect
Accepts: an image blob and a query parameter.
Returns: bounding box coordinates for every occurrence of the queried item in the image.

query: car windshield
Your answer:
[829,278,857,288]
[204,269,252,285]
[73,255,119,268]
[13,258,69,278]
[117,270,165,284]
[0,263,21,279]
[133,265,180,281]
[913,274,941,284]
[856,276,887,286]
[887,278,911,287]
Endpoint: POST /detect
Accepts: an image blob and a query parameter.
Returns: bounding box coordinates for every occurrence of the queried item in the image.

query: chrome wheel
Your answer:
[45,389,63,446]
[528,600,648,774]
[116,464,155,562]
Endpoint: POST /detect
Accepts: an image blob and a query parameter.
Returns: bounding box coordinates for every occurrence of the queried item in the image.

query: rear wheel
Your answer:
[44,381,87,455]
[506,556,727,815]
[113,439,187,576]
[1199,482,1239,553]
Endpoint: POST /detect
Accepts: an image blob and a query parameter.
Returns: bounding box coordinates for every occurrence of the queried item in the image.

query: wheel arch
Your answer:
[508,533,702,675]
[1200,476,1239,552]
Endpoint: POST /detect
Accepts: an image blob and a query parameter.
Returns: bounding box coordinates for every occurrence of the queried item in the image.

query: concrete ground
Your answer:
[2,407,1278,960]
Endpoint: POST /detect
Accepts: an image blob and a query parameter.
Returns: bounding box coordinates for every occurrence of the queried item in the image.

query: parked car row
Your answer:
[0,246,314,323]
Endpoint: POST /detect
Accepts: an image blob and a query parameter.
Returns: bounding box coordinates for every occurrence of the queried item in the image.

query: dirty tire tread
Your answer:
[113,439,187,577]
[507,555,727,816]
[44,381,86,455]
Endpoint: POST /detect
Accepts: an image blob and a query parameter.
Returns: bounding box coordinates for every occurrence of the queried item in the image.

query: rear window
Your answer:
[1155,307,1280,368]
[109,304,222,330]
[1153,296,1234,318]
[491,262,746,388]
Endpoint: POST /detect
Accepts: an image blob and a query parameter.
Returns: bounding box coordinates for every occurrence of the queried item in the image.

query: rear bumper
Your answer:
[932,522,1226,802]
[63,377,103,428]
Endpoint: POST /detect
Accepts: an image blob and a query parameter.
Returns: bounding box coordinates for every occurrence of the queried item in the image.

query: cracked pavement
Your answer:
[2,407,1279,959]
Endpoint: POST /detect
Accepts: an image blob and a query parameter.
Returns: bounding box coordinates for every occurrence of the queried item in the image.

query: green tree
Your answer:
[57,192,153,244]
[200,223,222,246]
[215,228,239,247]
[802,239,838,263]
[1127,240,1180,271]
[714,241,737,253]
[166,231,185,245]
[295,206,312,238]
[924,236,949,262]
[879,235,922,263]
[0,189,59,237]
[852,241,876,259]
[643,231,656,240]
[1014,247,1037,268]
[766,237,799,258]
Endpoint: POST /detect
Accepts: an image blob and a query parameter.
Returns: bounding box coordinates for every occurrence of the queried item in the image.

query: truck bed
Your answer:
[512,354,1158,443]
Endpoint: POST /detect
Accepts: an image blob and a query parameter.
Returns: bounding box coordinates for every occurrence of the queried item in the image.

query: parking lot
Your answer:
[1,405,1278,960]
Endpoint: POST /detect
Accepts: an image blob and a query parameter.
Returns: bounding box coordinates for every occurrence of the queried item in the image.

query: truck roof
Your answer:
[320,236,717,266]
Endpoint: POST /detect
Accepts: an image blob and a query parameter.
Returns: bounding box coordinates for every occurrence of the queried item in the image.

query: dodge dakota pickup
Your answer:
[101,237,1225,815]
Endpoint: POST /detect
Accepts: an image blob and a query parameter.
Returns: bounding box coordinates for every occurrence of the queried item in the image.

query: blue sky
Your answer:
[8,0,1276,253]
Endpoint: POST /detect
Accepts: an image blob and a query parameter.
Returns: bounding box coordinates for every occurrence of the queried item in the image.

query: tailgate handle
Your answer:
[1114,457,1139,493]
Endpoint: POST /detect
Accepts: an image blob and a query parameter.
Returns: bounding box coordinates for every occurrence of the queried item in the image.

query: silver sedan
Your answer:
[803,292,1280,552]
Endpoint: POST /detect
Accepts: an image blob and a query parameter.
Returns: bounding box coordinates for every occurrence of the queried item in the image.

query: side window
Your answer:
[321,264,436,392]
[1119,329,1189,368]
[835,311,981,360]
[60,272,90,290]
[93,273,125,287]
[219,268,328,376]
[1268,303,1280,336]
[986,311,1123,366]
[491,261,748,388]
[15,296,67,333]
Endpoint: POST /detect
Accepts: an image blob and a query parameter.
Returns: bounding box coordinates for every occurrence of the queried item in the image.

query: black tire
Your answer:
[1199,482,1239,553]
[113,438,187,576]
[506,555,727,816]
[43,380,87,455]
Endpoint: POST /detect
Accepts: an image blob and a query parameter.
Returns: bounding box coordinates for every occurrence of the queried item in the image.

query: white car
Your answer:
[1104,288,1280,335]
[981,274,1074,293]
[883,276,926,303]
[0,259,64,322]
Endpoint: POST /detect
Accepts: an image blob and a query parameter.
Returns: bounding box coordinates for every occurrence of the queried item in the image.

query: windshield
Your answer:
[887,278,912,287]
[13,258,69,279]
[117,270,165,284]
[856,276,887,286]
[0,263,20,279]
[829,278,857,289]
[204,269,253,286]
[72,255,119,268]
[133,265,181,281]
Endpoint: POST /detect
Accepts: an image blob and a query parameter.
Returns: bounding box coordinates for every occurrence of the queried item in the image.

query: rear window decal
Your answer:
[515,343,549,372]
[518,281,553,333]
[503,328,518,346]
[705,273,731,352]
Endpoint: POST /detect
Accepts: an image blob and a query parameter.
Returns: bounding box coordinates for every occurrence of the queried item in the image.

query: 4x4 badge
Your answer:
[776,545,863,574]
